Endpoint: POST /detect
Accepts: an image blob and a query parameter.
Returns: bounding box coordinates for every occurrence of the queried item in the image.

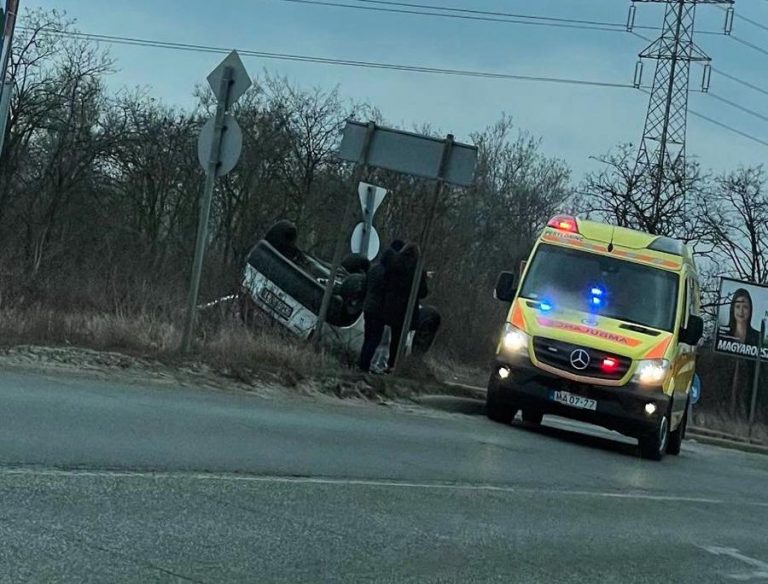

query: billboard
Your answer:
[715,278,768,360]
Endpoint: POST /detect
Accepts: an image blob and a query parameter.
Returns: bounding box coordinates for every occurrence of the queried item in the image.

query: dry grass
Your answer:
[424,352,487,387]
[0,304,345,382]
[0,306,179,353]
[203,324,344,379]
[692,409,767,444]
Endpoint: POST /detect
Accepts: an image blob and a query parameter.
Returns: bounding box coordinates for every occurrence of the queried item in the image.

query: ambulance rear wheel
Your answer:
[667,400,689,456]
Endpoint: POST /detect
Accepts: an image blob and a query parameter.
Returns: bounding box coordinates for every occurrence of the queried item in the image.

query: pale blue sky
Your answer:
[22,0,768,179]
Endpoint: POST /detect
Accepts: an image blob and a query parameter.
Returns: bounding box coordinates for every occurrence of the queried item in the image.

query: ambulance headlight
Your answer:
[502,324,529,353]
[633,359,670,386]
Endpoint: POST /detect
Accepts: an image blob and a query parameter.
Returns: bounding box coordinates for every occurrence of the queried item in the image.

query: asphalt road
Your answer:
[1,369,767,583]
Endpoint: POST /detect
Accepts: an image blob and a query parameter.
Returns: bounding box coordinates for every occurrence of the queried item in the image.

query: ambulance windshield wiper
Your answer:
[614,318,661,337]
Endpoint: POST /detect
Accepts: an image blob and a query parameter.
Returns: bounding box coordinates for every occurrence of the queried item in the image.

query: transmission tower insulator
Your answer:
[627,4,637,32]
[701,64,712,93]
[634,60,644,88]
[724,7,734,35]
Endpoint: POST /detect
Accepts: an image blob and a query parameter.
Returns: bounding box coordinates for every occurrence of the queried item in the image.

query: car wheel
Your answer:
[522,410,544,426]
[486,381,518,425]
[639,408,671,461]
[667,400,689,456]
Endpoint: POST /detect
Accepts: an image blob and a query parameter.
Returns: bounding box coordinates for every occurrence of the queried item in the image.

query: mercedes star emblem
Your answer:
[569,349,590,371]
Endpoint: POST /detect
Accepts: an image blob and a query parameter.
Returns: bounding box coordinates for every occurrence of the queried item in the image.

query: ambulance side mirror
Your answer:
[494,272,517,302]
[681,315,704,346]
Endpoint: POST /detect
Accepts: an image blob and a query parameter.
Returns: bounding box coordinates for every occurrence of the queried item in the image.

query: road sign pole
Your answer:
[181,67,234,353]
[748,319,766,440]
[0,0,19,161]
[360,185,375,258]
[314,121,376,350]
[393,135,454,373]
[0,79,11,156]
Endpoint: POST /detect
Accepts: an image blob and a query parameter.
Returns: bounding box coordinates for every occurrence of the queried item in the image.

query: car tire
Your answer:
[486,380,518,425]
[667,399,689,456]
[522,410,544,426]
[332,273,366,327]
[639,405,671,461]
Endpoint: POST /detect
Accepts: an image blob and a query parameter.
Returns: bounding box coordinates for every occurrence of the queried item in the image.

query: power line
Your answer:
[708,92,768,125]
[274,0,625,32]
[18,26,768,150]
[689,109,768,148]
[711,67,768,99]
[733,12,768,34]
[343,0,622,27]
[20,27,636,89]
[715,3,768,34]
[277,0,729,35]
[731,35,768,58]
[314,0,624,27]
[637,89,768,149]
[282,0,768,68]
[283,0,768,66]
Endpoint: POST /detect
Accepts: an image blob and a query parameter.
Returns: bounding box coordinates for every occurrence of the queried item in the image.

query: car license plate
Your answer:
[260,288,293,319]
[550,390,597,411]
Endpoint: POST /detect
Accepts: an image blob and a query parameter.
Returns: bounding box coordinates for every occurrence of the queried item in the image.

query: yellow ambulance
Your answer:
[489,215,703,460]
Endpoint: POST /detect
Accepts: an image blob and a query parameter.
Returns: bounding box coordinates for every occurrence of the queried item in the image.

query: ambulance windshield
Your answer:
[520,244,679,332]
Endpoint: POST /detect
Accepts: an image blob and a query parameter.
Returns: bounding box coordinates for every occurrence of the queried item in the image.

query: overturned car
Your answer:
[239,221,441,360]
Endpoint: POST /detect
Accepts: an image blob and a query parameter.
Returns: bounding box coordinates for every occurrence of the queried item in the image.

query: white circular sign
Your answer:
[197,114,243,177]
[350,223,381,261]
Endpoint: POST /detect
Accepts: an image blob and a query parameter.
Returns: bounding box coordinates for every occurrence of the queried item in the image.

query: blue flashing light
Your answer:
[589,285,606,310]
[539,301,553,312]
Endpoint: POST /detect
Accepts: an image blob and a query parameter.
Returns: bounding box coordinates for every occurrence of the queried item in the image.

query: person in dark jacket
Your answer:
[381,243,429,370]
[358,240,404,372]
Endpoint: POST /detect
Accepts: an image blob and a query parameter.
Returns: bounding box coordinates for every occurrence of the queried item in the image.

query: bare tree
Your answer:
[581,144,708,241]
[699,167,768,284]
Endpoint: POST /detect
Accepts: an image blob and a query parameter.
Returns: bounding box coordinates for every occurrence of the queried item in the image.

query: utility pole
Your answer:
[0,0,20,159]
[628,0,733,234]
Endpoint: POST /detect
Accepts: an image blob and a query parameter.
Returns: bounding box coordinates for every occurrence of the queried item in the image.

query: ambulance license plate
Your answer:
[550,390,597,411]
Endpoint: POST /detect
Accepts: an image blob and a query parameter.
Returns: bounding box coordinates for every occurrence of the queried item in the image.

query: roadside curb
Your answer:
[686,432,768,456]
[432,382,486,400]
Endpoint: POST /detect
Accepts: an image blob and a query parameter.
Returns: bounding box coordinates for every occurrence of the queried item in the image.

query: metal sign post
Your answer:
[748,319,766,440]
[314,122,376,349]
[0,0,20,160]
[181,51,251,353]
[361,184,376,257]
[326,120,478,358]
[393,135,454,373]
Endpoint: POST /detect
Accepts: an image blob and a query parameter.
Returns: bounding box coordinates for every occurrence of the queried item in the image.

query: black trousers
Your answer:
[359,313,386,372]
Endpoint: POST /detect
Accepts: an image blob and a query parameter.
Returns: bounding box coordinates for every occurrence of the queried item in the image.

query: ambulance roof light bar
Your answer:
[547,215,579,234]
